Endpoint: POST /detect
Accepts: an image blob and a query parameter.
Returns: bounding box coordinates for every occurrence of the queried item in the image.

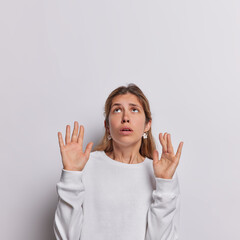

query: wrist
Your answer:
[63,166,83,171]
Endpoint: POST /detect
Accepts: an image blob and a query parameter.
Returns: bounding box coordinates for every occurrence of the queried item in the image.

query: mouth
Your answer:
[119,127,133,135]
[120,127,133,132]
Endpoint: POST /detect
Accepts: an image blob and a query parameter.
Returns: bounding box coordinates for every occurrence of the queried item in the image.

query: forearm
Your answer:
[145,173,180,240]
[53,169,85,240]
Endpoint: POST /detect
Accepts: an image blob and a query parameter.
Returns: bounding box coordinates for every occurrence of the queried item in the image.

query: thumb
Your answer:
[84,142,94,159]
[153,149,159,165]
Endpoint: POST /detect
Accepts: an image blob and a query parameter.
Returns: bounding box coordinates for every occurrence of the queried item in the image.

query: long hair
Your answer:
[93,83,156,159]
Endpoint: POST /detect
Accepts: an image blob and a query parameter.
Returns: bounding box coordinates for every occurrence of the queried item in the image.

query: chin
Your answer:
[113,138,141,147]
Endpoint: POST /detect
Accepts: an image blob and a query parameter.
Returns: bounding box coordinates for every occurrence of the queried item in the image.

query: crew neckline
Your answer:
[99,150,148,168]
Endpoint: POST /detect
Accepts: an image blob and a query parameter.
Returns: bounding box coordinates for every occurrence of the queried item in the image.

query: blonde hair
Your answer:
[93,83,156,159]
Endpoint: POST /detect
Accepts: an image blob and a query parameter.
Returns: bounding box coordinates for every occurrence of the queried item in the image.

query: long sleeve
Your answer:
[145,173,180,240]
[53,169,85,240]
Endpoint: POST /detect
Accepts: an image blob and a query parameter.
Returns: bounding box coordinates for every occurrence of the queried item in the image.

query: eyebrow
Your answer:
[111,103,142,109]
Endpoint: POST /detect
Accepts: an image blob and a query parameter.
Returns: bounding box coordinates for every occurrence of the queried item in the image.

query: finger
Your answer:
[65,125,71,144]
[163,132,167,141]
[167,134,174,154]
[77,125,84,151]
[58,132,64,150]
[71,121,79,142]
[152,149,159,165]
[159,133,167,153]
[176,142,184,159]
[163,132,168,150]
[84,142,93,158]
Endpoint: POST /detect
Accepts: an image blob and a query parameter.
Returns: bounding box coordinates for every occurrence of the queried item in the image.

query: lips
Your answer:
[120,127,133,132]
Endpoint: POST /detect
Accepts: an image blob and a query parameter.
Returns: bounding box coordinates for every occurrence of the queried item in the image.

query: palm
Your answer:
[153,133,183,179]
[58,121,93,171]
[61,142,86,171]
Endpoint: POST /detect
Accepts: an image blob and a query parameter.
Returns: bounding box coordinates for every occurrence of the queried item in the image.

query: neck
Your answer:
[108,141,144,164]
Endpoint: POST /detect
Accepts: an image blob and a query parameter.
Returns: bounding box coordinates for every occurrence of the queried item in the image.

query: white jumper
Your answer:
[53,150,180,240]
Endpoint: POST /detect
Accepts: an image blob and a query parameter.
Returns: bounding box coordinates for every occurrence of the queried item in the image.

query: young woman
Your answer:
[53,83,184,240]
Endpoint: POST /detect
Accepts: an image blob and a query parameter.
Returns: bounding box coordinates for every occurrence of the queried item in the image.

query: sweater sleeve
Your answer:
[145,172,180,240]
[53,169,85,240]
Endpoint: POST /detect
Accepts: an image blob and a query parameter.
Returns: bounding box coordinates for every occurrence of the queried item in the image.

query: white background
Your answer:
[1,0,239,239]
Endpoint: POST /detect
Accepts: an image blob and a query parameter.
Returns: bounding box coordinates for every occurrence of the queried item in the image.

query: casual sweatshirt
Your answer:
[53,150,180,240]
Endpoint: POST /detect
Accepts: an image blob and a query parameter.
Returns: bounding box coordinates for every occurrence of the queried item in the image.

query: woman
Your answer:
[53,83,184,240]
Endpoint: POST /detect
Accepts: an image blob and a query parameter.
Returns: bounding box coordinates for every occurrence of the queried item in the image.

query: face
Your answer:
[106,93,151,147]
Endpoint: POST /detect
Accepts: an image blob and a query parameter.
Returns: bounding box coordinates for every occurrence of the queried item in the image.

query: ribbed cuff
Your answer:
[155,172,179,195]
[60,168,83,184]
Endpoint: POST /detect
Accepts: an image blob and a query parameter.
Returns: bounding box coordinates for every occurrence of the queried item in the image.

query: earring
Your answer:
[143,132,148,139]
[107,135,112,140]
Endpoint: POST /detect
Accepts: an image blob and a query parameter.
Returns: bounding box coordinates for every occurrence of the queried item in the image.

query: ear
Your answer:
[104,120,109,131]
[144,120,152,132]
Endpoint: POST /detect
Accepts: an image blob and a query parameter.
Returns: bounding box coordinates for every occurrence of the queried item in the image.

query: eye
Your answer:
[113,108,121,113]
[132,108,139,112]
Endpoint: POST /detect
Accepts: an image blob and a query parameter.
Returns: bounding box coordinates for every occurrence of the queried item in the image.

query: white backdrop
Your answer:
[1,0,240,239]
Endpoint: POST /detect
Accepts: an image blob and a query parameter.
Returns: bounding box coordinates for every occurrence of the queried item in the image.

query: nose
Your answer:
[121,111,130,123]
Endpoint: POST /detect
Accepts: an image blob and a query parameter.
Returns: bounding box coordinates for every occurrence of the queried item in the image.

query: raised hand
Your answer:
[153,133,183,179]
[57,121,94,171]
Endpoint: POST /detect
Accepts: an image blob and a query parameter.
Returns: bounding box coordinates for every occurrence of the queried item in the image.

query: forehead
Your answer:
[111,93,142,107]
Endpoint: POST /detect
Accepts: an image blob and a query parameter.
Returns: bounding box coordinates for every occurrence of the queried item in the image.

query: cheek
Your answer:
[135,116,146,131]
[108,115,119,130]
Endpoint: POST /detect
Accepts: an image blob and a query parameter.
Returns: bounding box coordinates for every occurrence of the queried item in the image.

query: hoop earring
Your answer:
[107,135,112,140]
[143,132,148,139]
